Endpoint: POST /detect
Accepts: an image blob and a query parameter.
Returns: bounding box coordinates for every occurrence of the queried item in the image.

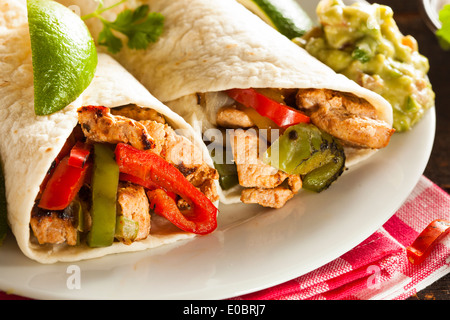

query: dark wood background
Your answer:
[366,0,450,300]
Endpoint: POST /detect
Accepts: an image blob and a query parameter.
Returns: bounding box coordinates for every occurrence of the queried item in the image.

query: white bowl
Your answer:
[421,0,449,32]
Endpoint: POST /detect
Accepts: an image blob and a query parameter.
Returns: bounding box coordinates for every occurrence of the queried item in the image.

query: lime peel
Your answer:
[237,0,313,39]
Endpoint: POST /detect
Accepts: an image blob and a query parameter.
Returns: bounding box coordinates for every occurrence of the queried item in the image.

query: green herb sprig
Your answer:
[82,0,164,54]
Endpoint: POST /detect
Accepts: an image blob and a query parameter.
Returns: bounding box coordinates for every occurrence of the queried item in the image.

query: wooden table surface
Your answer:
[366,0,450,300]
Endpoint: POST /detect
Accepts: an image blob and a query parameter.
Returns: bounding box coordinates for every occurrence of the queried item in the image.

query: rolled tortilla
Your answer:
[0,0,218,264]
[59,0,394,204]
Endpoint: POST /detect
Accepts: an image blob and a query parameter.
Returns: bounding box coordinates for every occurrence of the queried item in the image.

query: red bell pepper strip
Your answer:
[119,173,159,190]
[38,156,91,211]
[147,188,208,233]
[227,88,310,128]
[68,142,92,168]
[114,143,218,235]
[119,173,178,202]
[39,158,60,194]
[406,219,450,265]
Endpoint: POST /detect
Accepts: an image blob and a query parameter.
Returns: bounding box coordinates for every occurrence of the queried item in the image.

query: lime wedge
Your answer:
[27,0,97,115]
[237,0,313,39]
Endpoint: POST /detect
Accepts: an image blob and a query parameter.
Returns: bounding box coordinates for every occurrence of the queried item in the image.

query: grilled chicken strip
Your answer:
[296,89,395,149]
[116,182,151,244]
[78,106,156,151]
[230,129,301,208]
[30,209,78,246]
[231,129,290,189]
[111,104,166,124]
[240,175,302,209]
[216,105,255,129]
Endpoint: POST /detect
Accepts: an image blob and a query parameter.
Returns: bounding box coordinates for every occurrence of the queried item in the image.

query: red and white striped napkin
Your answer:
[233,176,450,300]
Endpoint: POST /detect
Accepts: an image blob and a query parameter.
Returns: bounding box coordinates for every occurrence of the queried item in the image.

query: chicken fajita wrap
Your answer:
[0,0,219,264]
[59,0,395,209]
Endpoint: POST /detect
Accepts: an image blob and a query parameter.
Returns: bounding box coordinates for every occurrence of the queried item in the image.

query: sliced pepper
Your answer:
[115,215,139,245]
[38,156,91,211]
[119,172,178,202]
[301,150,345,193]
[263,123,346,193]
[147,188,219,235]
[39,158,60,194]
[115,143,218,235]
[86,143,120,248]
[64,200,85,246]
[227,88,310,129]
[406,219,450,265]
[68,141,92,168]
[263,123,341,174]
[211,149,239,191]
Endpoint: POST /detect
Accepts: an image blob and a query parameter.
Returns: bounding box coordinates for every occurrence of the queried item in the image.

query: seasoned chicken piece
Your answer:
[181,162,219,188]
[230,129,289,189]
[287,174,302,194]
[240,174,302,208]
[78,106,156,151]
[139,120,167,156]
[116,182,151,243]
[111,104,166,124]
[241,187,295,209]
[230,129,301,208]
[296,89,394,149]
[176,174,220,210]
[30,209,78,246]
[216,105,255,129]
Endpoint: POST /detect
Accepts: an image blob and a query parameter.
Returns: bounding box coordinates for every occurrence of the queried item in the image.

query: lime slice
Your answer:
[237,0,313,39]
[27,0,97,115]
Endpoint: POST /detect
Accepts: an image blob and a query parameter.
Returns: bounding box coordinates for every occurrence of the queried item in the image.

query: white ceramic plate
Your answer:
[0,0,436,300]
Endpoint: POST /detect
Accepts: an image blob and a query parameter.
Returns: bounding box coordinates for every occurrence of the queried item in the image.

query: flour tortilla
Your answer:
[58,0,394,204]
[0,0,218,264]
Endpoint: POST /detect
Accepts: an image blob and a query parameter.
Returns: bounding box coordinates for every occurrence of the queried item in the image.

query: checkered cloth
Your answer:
[233,176,450,300]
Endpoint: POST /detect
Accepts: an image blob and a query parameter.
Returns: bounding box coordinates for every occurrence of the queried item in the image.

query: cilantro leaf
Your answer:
[107,9,164,52]
[98,24,123,54]
[436,4,450,50]
[83,2,164,54]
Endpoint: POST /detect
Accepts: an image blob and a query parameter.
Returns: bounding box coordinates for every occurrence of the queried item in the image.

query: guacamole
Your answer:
[297,0,435,132]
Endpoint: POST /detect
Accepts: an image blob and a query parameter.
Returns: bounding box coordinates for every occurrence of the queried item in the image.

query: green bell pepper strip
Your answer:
[218,175,239,191]
[211,149,239,190]
[302,149,346,193]
[263,123,346,192]
[263,123,339,175]
[115,215,139,244]
[72,200,85,246]
[86,143,120,248]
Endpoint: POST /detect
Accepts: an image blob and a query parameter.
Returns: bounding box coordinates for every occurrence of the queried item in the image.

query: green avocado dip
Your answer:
[295,0,435,132]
